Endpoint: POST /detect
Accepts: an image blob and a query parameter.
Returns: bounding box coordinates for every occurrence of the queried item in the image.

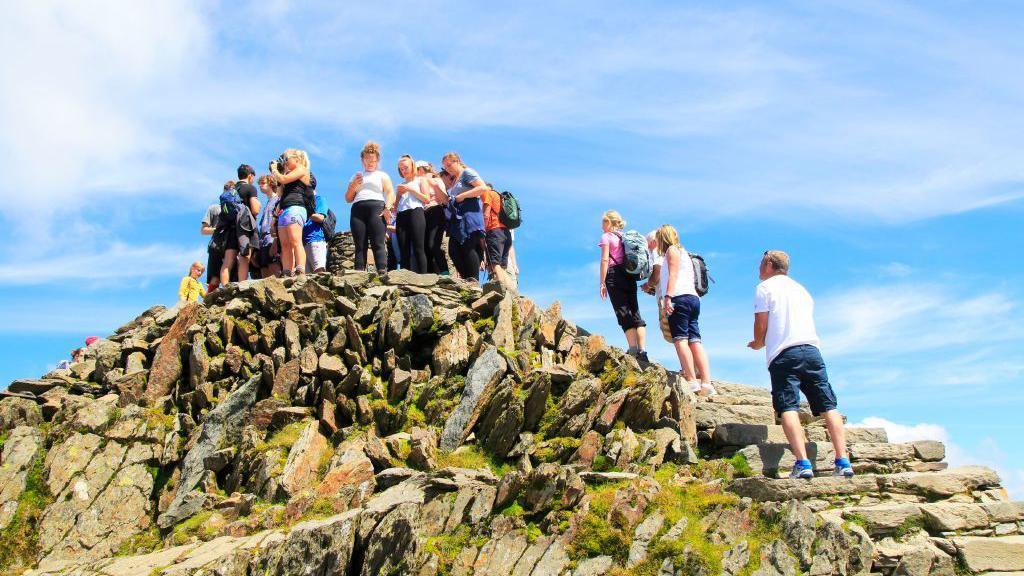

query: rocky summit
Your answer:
[1,258,1023,575]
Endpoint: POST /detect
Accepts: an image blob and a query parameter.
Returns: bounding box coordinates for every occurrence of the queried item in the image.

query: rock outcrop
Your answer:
[0,262,1020,575]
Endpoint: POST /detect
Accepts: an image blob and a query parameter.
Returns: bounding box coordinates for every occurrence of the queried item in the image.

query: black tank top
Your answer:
[280,177,312,210]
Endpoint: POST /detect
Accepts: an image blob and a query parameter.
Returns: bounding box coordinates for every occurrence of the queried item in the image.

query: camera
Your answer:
[270,154,286,173]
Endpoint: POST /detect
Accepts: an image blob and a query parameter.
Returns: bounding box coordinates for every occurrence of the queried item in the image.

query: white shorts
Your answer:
[304,241,327,272]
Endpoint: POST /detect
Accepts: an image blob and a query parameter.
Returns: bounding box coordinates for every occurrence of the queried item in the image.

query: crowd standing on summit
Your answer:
[185,143,854,480]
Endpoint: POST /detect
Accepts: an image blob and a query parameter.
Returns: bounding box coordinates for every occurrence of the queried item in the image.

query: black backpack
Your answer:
[498,190,521,229]
[321,209,337,241]
[691,253,713,297]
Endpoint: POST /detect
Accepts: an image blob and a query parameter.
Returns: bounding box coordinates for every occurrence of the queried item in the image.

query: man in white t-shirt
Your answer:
[747,250,853,480]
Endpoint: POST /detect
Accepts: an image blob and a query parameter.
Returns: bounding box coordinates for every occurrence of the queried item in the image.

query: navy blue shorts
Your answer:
[768,345,837,417]
[667,294,701,342]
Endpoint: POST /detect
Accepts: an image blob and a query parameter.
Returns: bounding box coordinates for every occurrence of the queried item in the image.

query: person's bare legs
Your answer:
[821,410,849,460]
[672,339,697,380]
[689,341,711,384]
[780,410,808,461]
[636,326,647,353]
[237,254,250,282]
[279,233,294,273]
[220,249,238,285]
[280,223,304,273]
[624,328,638,351]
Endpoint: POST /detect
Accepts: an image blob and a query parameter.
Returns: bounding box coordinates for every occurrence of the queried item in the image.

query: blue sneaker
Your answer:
[789,460,814,479]
[834,457,854,478]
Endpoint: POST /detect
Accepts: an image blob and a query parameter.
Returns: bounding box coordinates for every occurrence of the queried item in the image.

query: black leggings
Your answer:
[397,207,428,273]
[424,205,449,274]
[350,200,388,273]
[449,231,484,282]
[605,265,646,331]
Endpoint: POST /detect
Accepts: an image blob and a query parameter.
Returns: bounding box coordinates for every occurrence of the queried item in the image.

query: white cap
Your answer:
[414,160,430,169]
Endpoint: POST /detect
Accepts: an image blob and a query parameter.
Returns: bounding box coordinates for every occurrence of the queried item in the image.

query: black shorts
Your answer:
[768,345,838,417]
[485,228,512,267]
[605,265,646,331]
[206,250,223,284]
[224,230,240,252]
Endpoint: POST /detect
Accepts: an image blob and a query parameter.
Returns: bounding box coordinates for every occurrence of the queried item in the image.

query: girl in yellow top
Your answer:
[179,261,207,303]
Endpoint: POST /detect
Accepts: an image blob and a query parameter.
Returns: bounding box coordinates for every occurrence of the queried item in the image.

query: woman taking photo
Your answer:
[270,149,312,276]
[441,152,487,283]
[656,224,716,395]
[598,210,648,361]
[395,155,430,272]
[417,160,450,275]
[345,141,395,275]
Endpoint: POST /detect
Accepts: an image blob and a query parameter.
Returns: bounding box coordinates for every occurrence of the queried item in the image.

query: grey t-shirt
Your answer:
[203,204,221,229]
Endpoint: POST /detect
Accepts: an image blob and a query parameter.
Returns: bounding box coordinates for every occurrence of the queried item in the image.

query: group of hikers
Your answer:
[173,144,855,481]
[179,143,521,303]
[597,211,854,480]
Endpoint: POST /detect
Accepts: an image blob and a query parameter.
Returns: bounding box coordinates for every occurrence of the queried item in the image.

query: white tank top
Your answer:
[660,246,698,298]
[352,170,387,204]
[397,177,425,212]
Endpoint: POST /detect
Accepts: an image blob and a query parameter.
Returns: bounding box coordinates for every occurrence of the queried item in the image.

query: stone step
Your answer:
[837,501,1024,537]
[728,466,1002,503]
[953,535,1024,573]
[735,441,947,477]
[711,422,888,447]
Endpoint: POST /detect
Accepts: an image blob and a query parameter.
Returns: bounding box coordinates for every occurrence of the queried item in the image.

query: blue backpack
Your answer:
[219,188,244,223]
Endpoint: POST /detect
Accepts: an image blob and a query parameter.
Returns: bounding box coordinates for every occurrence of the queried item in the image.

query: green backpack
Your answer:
[498,190,521,229]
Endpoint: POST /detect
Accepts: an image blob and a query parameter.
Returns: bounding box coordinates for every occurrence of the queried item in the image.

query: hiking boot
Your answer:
[637,351,650,363]
[789,461,814,480]
[833,458,855,478]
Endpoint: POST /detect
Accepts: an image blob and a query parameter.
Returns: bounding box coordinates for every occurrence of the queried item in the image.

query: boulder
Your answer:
[0,396,43,430]
[158,375,259,529]
[145,302,202,404]
[408,427,438,471]
[439,347,507,452]
[952,535,1024,572]
[0,426,43,529]
[280,420,330,497]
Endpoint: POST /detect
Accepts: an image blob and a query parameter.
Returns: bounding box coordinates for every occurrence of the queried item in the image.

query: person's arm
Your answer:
[455,178,487,202]
[345,173,362,203]
[428,177,448,204]
[407,179,431,204]
[748,312,769,350]
[643,264,660,295]
[178,277,190,301]
[599,244,610,300]
[198,280,207,298]
[381,175,396,220]
[273,164,308,185]
[247,193,261,217]
[201,221,215,235]
[662,247,679,312]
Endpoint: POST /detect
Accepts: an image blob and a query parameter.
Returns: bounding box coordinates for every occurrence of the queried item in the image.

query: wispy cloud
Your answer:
[0,242,203,286]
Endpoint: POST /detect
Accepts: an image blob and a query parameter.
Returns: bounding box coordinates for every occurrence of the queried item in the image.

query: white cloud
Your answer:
[0,242,204,286]
[852,416,1023,499]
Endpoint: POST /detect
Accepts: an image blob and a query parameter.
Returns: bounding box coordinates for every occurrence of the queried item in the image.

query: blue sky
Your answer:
[2,1,1022,495]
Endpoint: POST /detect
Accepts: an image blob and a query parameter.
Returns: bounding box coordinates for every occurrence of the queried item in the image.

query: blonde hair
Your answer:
[190,260,205,273]
[442,151,462,165]
[602,210,625,231]
[361,141,381,160]
[654,224,681,256]
[763,250,790,273]
[398,155,415,178]
[283,148,310,172]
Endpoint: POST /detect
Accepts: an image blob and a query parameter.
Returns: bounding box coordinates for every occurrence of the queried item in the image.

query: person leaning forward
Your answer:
[747,250,854,479]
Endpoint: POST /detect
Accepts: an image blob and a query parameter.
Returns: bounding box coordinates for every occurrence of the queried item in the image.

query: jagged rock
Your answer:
[440,346,507,452]
[722,540,751,576]
[145,302,201,404]
[522,372,551,432]
[807,520,874,576]
[433,321,478,376]
[608,478,660,529]
[280,420,330,497]
[753,540,798,576]
[536,301,561,347]
[628,511,665,566]
[476,379,524,458]
[361,502,420,576]
[261,509,360,575]
[317,440,376,511]
[474,530,530,575]
[158,375,259,529]
[271,357,300,400]
[491,292,517,348]
[258,276,295,315]
[364,429,394,471]
[408,427,438,471]
[548,377,602,437]
[574,555,614,576]
[0,396,43,430]
[618,370,667,430]
[531,538,570,575]
[572,430,604,466]
[0,426,43,529]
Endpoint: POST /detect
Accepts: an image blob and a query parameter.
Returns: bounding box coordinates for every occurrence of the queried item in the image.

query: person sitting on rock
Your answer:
[179,261,207,303]
[747,250,853,479]
[656,225,716,396]
[598,210,647,362]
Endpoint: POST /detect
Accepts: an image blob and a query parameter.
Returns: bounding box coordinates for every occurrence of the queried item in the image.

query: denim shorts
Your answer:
[768,344,837,417]
[278,206,307,228]
[667,294,701,342]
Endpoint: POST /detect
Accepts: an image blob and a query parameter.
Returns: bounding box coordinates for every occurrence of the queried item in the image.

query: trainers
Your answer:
[699,383,718,397]
[789,461,814,479]
[689,381,702,394]
[833,458,854,478]
[637,351,649,363]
